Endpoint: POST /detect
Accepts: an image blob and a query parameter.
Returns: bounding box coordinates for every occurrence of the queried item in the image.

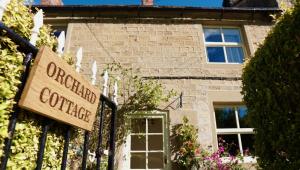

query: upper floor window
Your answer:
[203,27,245,64]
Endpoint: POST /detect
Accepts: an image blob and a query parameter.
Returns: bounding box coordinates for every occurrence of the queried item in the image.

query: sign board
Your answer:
[19,46,100,131]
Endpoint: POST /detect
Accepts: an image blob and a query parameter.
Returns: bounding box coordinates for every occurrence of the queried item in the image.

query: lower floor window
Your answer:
[214,105,254,156]
[217,134,254,156]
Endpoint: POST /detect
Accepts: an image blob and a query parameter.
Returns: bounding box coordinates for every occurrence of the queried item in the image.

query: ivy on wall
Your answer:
[242,2,300,169]
[0,0,70,169]
[88,63,177,149]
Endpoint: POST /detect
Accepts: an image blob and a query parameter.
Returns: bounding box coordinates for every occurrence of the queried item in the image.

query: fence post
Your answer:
[36,119,53,170]
[96,97,105,170]
[103,70,109,96]
[62,47,83,170]
[60,33,71,170]
[107,103,117,170]
[61,125,71,170]
[82,60,97,170]
[113,81,118,105]
[56,31,65,57]
[29,10,43,46]
[91,61,97,85]
[96,70,114,170]
[75,47,82,72]
[0,0,10,21]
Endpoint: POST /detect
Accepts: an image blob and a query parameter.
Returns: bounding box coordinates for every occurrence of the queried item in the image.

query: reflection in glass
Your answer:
[241,134,255,156]
[204,28,222,42]
[215,107,237,128]
[226,47,244,63]
[207,47,225,62]
[218,134,239,156]
[223,29,241,43]
[131,118,146,133]
[148,118,163,133]
[238,106,250,128]
[130,152,146,169]
[149,135,163,150]
[131,135,146,151]
[148,152,164,168]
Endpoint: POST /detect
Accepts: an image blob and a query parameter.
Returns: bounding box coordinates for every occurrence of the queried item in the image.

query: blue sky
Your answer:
[34,0,222,7]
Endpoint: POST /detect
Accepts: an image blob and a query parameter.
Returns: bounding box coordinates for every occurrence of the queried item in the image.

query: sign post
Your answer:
[19,46,100,131]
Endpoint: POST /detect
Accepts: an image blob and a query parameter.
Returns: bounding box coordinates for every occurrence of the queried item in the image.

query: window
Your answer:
[129,115,168,170]
[214,105,254,157]
[203,27,245,63]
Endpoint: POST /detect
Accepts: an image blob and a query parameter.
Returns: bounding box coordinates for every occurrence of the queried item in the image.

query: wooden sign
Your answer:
[19,46,100,131]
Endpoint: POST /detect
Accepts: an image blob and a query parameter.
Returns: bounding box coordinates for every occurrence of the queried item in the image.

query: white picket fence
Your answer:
[0,0,117,162]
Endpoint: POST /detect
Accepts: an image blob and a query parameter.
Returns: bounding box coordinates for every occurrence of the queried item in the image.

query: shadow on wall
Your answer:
[170,124,185,170]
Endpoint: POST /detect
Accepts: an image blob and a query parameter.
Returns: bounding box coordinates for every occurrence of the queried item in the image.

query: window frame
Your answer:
[214,105,255,158]
[203,26,246,64]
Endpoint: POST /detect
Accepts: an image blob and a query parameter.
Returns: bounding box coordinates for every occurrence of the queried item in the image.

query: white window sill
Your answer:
[216,128,254,134]
[221,156,257,164]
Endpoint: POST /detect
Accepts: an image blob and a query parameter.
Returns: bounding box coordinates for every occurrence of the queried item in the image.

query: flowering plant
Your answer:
[174,116,207,169]
[203,145,244,170]
[174,117,245,170]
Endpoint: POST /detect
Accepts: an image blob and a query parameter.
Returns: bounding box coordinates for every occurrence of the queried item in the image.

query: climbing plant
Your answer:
[87,62,176,149]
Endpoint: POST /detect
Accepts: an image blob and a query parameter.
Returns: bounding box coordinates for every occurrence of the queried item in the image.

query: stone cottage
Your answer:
[37,0,289,169]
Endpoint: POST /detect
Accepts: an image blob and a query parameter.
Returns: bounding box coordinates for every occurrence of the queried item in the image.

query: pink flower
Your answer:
[219,146,225,153]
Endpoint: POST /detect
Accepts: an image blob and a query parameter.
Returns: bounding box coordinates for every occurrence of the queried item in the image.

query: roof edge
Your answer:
[33,4,281,11]
[33,5,281,22]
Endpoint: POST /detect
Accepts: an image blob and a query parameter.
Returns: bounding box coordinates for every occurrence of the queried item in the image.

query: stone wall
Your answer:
[66,21,251,79]
[65,19,272,159]
[243,24,272,55]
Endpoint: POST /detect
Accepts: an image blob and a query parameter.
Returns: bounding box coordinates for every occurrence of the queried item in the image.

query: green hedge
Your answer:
[0,0,71,169]
[242,3,300,169]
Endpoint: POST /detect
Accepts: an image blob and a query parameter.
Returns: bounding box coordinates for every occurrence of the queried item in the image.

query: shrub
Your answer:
[0,0,73,169]
[242,2,300,169]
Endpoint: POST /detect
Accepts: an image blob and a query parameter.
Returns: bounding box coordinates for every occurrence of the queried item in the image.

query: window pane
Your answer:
[223,28,241,43]
[131,118,146,133]
[207,47,226,62]
[218,135,239,156]
[148,152,164,169]
[148,135,163,150]
[130,152,146,169]
[204,28,222,42]
[226,47,244,63]
[148,118,163,133]
[241,134,255,156]
[215,107,237,128]
[238,106,251,128]
[131,135,146,151]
